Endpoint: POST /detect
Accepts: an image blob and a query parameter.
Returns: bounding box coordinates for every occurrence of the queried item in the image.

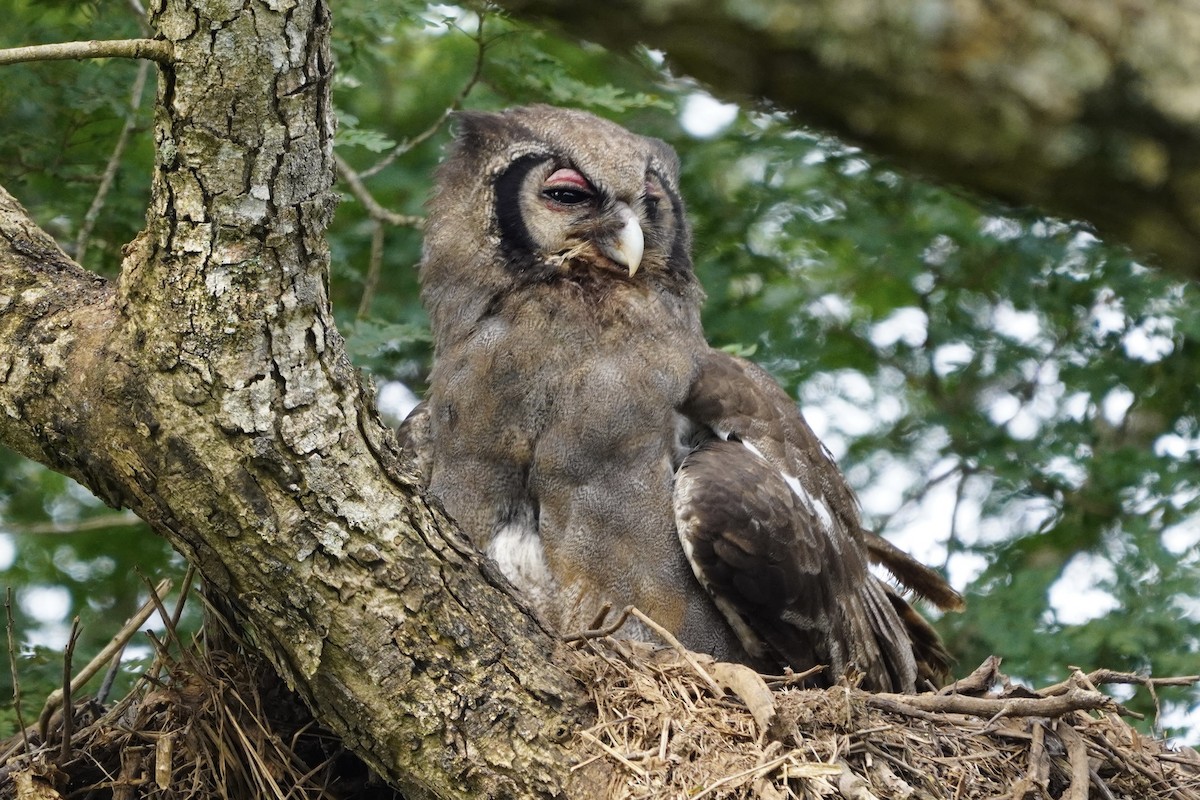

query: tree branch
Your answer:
[34,579,172,745]
[497,0,1200,278]
[868,687,1120,720]
[334,152,424,228]
[358,13,488,180]
[3,513,144,535]
[0,39,171,66]
[74,60,153,264]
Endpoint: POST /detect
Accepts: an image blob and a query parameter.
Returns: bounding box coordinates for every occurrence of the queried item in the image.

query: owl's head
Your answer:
[420,106,697,326]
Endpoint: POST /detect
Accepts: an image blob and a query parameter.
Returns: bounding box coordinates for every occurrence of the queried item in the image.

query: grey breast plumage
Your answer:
[401,104,959,692]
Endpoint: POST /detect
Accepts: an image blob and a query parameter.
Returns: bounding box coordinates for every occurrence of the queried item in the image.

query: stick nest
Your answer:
[1,622,1197,799]
[568,638,1200,799]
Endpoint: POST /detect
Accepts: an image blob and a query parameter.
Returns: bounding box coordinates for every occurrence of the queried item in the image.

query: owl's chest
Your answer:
[437,289,701,442]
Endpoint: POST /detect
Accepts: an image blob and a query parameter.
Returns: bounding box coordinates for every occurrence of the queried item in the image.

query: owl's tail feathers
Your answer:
[859,531,960,691]
[881,584,956,690]
[863,530,965,613]
[859,577,954,693]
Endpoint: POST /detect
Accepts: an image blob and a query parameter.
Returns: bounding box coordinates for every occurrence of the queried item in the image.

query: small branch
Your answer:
[5,589,29,758]
[355,220,387,320]
[4,512,144,536]
[0,39,171,66]
[567,605,724,696]
[59,618,81,763]
[1056,722,1091,800]
[864,695,946,724]
[170,565,196,632]
[627,607,724,697]
[867,686,1119,720]
[1040,668,1200,696]
[359,13,488,179]
[138,570,184,654]
[1015,721,1050,798]
[691,752,838,800]
[937,655,1004,696]
[334,152,424,228]
[38,578,173,738]
[563,604,634,642]
[95,647,124,706]
[577,729,648,778]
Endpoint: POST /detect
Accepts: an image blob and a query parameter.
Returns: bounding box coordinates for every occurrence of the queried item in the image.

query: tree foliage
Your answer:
[1,0,1197,744]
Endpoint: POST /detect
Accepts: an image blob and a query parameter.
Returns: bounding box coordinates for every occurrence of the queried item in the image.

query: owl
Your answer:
[401,105,959,692]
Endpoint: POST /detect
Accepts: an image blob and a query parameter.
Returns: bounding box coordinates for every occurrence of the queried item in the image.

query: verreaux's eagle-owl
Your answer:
[400,105,958,692]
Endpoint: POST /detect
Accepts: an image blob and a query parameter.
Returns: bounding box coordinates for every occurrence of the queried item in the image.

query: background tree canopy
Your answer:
[2,0,1197,742]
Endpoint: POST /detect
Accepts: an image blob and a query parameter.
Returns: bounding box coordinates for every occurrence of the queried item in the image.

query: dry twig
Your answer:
[4,588,29,757]
[75,58,153,264]
[334,153,425,229]
[0,39,171,66]
[1057,721,1091,800]
[1040,668,1200,697]
[359,14,488,179]
[869,687,1119,720]
[58,618,81,763]
[37,578,172,737]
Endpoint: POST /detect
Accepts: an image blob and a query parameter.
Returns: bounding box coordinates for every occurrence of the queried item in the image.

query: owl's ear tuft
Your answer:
[451,110,526,149]
[648,137,681,182]
[451,110,500,137]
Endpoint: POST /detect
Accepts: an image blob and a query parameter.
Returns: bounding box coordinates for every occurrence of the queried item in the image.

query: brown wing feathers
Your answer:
[676,349,954,690]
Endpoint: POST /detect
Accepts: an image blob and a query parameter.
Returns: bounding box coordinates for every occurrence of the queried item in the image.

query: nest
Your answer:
[0,577,401,800]
[570,634,1200,799]
[1,586,1197,799]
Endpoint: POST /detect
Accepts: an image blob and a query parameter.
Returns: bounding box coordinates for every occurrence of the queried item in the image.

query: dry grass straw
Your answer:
[2,586,1198,799]
[568,638,1200,800]
[0,585,398,800]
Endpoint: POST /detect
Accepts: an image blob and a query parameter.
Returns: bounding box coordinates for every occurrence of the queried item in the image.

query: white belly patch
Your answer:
[487,521,555,606]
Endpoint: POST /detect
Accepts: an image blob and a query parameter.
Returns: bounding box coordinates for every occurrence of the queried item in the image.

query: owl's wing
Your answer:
[674,349,954,691]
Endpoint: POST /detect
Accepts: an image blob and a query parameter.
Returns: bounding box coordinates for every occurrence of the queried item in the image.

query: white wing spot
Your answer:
[781,472,836,529]
[739,439,766,461]
[734,438,837,530]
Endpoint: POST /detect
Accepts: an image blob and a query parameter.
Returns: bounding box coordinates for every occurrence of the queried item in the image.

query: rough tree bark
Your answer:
[498,0,1200,278]
[0,1,599,797]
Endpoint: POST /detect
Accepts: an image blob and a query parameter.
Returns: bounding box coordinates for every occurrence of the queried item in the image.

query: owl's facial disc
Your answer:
[539,168,645,277]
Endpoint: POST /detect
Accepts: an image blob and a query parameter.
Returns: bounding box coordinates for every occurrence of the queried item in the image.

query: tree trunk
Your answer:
[498,0,1200,277]
[0,1,598,797]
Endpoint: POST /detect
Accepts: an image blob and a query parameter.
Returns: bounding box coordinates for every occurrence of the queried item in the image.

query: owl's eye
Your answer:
[544,187,591,205]
[542,168,594,206]
[644,179,665,222]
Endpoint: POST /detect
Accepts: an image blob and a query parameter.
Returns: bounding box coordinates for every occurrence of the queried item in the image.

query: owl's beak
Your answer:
[598,204,644,277]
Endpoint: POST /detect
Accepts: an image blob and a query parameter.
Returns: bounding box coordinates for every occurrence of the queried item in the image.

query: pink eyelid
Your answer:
[544,168,592,192]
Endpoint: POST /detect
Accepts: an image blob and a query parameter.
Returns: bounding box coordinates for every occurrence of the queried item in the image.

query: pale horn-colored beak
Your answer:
[599,203,644,277]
